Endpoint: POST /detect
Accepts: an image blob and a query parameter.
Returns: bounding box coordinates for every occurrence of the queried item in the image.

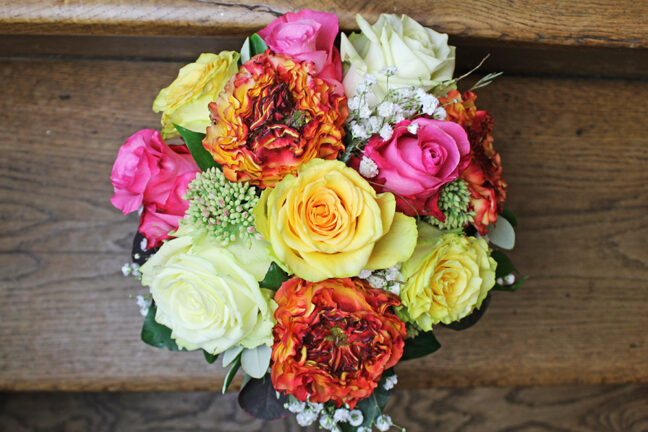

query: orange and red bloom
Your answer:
[441,90,507,233]
[271,277,406,408]
[203,52,347,188]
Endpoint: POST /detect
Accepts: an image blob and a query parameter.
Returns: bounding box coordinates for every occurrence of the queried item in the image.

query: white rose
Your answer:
[140,228,276,354]
[341,14,455,100]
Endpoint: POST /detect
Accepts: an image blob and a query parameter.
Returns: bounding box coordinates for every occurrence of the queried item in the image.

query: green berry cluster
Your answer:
[427,179,475,230]
[183,167,259,245]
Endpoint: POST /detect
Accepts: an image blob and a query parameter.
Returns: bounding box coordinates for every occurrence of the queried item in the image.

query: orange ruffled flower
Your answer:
[203,52,347,188]
[271,277,405,408]
[441,90,507,234]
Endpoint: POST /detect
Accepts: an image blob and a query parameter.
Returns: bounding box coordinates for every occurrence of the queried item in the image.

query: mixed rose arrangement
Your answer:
[111,10,524,432]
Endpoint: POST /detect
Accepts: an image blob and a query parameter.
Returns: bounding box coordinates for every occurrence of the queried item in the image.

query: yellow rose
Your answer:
[254,158,417,282]
[153,51,239,139]
[341,14,455,100]
[140,226,276,354]
[400,223,496,330]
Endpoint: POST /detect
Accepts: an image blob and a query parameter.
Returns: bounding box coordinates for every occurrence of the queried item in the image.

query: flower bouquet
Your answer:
[111,10,525,432]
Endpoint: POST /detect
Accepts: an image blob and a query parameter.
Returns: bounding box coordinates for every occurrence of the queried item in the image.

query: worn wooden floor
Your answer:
[2,384,647,431]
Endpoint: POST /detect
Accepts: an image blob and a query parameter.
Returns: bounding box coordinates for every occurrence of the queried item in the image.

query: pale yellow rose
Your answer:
[153,51,239,139]
[341,14,455,100]
[400,223,496,330]
[140,226,276,354]
[254,158,417,282]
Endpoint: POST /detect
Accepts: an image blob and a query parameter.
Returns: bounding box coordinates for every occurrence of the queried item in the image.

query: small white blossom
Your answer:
[387,284,400,296]
[364,73,378,86]
[319,414,336,430]
[355,82,370,96]
[504,273,516,285]
[367,275,386,289]
[384,266,402,282]
[383,374,398,390]
[380,66,398,77]
[349,410,364,427]
[334,408,350,423]
[376,414,393,431]
[121,263,132,277]
[130,263,141,278]
[348,96,361,111]
[351,122,369,140]
[365,116,380,134]
[359,156,379,179]
[359,105,373,119]
[379,123,393,140]
[308,401,324,414]
[359,269,373,279]
[296,409,318,427]
[433,106,447,120]
[136,295,151,317]
[393,112,406,123]
[286,399,306,413]
[377,101,397,118]
[406,122,419,135]
[140,237,148,250]
[496,277,504,285]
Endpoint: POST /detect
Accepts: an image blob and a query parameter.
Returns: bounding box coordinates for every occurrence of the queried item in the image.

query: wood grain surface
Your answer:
[1,384,647,431]
[0,57,647,391]
[1,0,647,48]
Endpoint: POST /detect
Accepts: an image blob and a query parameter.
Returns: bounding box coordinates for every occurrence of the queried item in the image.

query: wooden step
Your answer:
[0,0,647,48]
[0,55,646,391]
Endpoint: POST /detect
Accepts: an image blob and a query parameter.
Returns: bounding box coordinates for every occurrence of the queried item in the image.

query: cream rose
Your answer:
[254,158,417,282]
[153,51,239,139]
[400,223,496,330]
[140,226,276,354]
[340,14,455,99]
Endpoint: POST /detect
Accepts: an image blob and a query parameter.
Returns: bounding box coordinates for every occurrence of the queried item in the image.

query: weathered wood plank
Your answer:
[1,385,647,431]
[0,58,647,391]
[0,0,647,48]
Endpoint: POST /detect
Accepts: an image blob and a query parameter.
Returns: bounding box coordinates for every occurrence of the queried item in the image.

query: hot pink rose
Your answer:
[258,9,343,93]
[362,118,470,219]
[110,129,198,247]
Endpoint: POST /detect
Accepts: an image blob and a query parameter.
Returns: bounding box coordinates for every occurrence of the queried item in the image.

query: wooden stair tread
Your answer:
[0,57,646,391]
[0,0,647,48]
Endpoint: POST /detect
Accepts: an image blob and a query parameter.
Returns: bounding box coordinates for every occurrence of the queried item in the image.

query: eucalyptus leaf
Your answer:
[141,304,184,351]
[238,374,289,420]
[401,330,441,361]
[501,209,518,228]
[488,216,515,250]
[259,262,290,291]
[173,123,218,172]
[222,345,245,368]
[240,37,251,63]
[222,355,241,394]
[241,345,272,379]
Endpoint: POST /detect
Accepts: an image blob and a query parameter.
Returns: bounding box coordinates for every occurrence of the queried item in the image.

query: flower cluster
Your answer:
[109,9,522,432]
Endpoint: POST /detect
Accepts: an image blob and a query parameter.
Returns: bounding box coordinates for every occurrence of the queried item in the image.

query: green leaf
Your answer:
[173,123,218,172]
[491,250,516,278]
[222,355,242,394]
[249,33,268,56]
[202,350,218,364]
[141,304,184,351]
[259,262,290,291]
[493,275,530,292]
[401,330,441,361]
[346,371,394,430]
[501,209,518,228]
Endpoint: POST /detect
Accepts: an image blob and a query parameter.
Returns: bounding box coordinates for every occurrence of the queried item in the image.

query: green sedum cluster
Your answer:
[182,167,259,245]
[427,178,475,230]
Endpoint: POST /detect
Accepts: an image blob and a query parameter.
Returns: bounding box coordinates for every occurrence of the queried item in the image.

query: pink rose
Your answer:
[110,129,198,247]
[362,118,470,219]
[258,9,343,93]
